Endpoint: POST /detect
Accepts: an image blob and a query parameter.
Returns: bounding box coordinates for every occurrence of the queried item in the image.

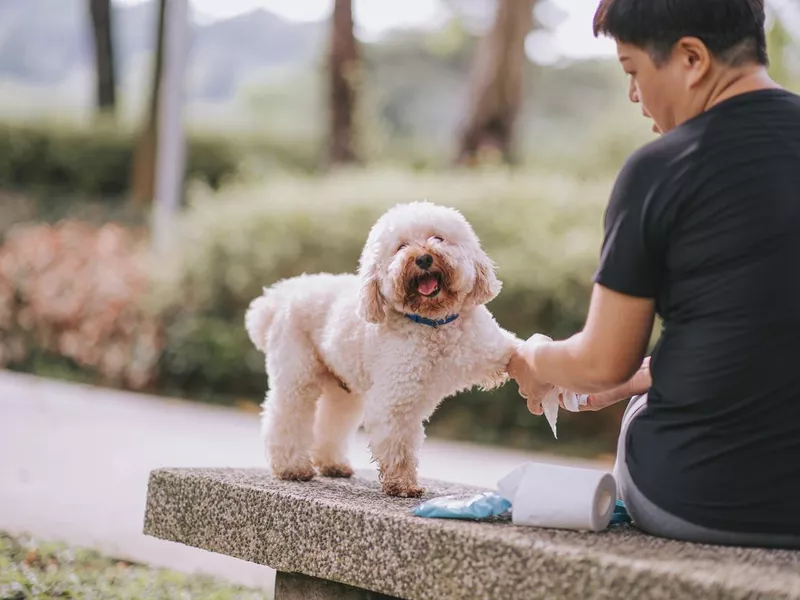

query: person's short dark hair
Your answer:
[593,0,769,67]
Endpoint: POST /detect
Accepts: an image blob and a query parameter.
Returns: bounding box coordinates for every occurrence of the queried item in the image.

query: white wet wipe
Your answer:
[541,388,589,439]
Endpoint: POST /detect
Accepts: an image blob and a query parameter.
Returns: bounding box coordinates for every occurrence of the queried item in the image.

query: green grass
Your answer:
[0,531,268,600]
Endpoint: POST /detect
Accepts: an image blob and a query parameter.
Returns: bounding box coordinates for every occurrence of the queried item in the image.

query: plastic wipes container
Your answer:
[412,492,511,521]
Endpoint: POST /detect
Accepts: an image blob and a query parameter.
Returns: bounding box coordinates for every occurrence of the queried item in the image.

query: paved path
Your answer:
[0,370,606,590]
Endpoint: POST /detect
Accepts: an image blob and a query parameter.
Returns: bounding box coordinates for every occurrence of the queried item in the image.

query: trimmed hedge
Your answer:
[0,121,318,200]
[149,168,628,455]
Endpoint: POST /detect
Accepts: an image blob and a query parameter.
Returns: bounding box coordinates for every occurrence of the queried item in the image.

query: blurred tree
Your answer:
[130,0,167,207]
[88,0,116,116]
[456,0,536,165]
[328,0,360,165]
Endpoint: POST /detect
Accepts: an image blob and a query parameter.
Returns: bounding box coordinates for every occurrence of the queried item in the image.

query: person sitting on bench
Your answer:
[508,0,800,549]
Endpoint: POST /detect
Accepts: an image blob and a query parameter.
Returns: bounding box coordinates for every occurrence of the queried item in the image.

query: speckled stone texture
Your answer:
[275,572,399,599]
[143,468,800,600]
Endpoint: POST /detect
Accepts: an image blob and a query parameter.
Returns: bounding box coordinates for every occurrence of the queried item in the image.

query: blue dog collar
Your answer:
[404,313,459,328]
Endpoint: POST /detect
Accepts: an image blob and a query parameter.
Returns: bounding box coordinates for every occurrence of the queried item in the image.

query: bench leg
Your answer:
[274,571,401,600]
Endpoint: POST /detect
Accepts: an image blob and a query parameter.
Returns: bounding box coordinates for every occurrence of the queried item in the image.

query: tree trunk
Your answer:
[89,0,116,116]
[130,0,168,207]
[328,0,360,165]
[456,0,536,165]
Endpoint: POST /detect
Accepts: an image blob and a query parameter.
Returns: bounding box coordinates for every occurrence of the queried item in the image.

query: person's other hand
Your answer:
[578,356,651,411]
[507,333,555,416]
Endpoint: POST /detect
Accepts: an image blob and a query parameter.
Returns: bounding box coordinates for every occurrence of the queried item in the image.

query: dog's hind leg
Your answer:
[260,339,324,481]
[312,385,364,478]
[261,383,321,481]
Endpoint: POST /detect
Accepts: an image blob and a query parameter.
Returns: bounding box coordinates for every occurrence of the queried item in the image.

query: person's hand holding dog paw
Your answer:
[507,333,555,416]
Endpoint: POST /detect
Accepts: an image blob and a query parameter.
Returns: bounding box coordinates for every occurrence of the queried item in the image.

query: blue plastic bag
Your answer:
[412,492,512,521]
[610,499,632,525]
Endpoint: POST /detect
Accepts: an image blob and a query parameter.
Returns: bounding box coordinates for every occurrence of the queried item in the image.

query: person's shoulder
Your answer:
[687,88,800,136]
[715,87,800,112]
[765,88,800,105]
[615,133,684,189]
[605,131,695,219]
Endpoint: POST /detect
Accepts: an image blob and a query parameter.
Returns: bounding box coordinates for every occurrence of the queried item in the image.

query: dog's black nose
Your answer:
[415,254,433,270]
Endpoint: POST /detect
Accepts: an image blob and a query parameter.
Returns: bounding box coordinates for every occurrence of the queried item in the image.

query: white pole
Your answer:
[152,0,189,253]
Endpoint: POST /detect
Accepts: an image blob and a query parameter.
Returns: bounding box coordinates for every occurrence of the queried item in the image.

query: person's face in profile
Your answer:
[616,38,714,135]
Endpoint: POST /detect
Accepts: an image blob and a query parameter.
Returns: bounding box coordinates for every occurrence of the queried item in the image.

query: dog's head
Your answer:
[357,201,501,323]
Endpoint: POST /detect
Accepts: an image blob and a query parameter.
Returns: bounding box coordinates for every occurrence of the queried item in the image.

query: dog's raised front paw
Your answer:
[479,369,509,391]
[318,463,355,478]
[274,464,316,481]
[382,481,425,498]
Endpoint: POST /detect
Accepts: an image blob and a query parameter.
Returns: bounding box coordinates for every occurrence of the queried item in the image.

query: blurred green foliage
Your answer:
[767,14,799,87]
[0,121,319,201]
[0,531,265,599]
[148,168,626,454]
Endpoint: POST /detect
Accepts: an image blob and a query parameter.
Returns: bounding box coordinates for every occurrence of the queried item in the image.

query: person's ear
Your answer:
[675,36,712,88]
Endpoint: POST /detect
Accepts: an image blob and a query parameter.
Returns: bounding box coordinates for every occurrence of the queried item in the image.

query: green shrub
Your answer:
[0,121,312,200]
[150,168,626,455]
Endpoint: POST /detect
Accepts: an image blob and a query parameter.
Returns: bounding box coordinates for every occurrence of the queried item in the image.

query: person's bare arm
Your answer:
[579,356,651,411]
[511,284,655,407]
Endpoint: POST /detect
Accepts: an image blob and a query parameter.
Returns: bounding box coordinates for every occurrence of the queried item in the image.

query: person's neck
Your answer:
[704,66,782,112]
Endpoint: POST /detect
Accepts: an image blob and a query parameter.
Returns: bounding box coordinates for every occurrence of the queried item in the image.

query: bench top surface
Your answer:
[144,467,800,600]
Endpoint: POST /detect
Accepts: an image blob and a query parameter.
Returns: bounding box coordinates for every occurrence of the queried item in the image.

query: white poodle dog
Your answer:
[245,201,520,497]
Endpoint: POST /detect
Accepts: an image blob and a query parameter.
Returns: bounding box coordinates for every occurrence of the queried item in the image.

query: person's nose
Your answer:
[628,79,639,104]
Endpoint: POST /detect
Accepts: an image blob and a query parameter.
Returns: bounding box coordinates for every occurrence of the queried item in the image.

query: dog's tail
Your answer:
[245,289,276,354]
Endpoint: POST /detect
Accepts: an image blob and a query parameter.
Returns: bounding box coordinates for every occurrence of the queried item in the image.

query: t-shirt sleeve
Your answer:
[593,149,664,298]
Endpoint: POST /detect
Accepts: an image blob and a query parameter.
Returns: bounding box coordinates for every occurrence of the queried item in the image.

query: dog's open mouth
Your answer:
[415,272,441,298]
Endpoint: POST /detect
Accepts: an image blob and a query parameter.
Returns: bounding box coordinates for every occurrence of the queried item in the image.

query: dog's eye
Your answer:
[397,243,408,252]
[431,236,444,243]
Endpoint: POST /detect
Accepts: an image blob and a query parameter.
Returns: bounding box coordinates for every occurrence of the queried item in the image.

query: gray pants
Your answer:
[614,395,800,549]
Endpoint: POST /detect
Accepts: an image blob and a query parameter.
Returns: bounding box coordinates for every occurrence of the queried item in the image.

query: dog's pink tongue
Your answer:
[417,274,438,296]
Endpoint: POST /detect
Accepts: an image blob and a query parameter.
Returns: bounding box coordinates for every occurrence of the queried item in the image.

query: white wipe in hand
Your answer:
[541,388,588,439]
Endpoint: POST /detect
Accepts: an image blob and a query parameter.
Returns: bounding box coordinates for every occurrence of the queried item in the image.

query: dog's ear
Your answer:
[357,253,387,323]
[468,249,502,306]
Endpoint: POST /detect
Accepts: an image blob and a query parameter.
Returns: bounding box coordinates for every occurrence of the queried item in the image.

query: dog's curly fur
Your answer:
[245,201,521,497]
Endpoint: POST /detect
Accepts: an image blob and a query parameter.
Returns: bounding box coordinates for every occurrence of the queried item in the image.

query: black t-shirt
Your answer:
[595,88,800,535]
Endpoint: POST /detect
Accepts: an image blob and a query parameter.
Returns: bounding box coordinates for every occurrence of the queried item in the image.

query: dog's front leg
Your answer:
[476,327,523,391]
[363,387,430,498]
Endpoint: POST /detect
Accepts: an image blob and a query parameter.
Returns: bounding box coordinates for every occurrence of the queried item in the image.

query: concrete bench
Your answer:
[143,467,800,599]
